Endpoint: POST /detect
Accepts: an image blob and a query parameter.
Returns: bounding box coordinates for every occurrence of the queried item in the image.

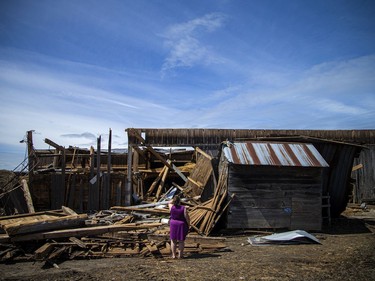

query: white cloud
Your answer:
[161,13,226,75]
[182,55,375,129]
[0,51,183,150]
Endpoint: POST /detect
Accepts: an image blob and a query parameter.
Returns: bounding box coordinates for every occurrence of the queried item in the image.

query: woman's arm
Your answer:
[168,200,173,211]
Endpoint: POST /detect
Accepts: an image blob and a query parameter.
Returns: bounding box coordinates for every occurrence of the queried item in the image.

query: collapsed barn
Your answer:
[1,128,375,230]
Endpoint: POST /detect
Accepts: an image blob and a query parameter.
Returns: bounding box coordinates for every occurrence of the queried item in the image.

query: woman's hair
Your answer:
[172,195,181,206]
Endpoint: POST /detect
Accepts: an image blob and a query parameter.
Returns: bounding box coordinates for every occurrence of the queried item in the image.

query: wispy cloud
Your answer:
[161,13,226,76]
[183,55,375,129]
[0,49,182,149]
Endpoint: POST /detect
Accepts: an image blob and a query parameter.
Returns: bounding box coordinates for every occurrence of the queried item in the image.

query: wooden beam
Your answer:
[11,223,163,242]
[195,147,213,160]
[110,206,170,215]
[21,179,35,213]
[128,128,173,169]
[126,144,133,206]
[96,136,101,210]
[44,138,64,151]
[3,214,88,236]
[352,163,363,172]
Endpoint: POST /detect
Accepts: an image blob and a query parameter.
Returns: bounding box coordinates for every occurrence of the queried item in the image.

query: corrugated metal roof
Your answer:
[223,142,329,167]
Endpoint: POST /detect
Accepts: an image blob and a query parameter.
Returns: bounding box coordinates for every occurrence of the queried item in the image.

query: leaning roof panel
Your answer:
[223,142,329,167]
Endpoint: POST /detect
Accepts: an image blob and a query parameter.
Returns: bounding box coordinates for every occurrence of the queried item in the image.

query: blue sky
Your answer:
[0,0,374,170]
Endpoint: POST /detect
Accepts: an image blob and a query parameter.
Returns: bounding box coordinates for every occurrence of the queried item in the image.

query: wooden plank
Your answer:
[11,223,163,242]
[3,214,88,236]
[146,166,166,196]
[44,138,64,151]
[34,243,54,260]
[62,206,77,215]
[128,128,187,183]
[0,209,64,221]
[195,147,213,160]
[155,166,169,200]
[110,206,169,215]
[69,237,87,248]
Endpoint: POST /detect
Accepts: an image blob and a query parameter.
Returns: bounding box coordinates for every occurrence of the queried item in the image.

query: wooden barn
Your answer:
[218,141,329,231]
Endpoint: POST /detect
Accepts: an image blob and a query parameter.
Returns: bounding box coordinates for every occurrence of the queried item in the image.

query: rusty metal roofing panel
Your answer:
[223,142,329,167]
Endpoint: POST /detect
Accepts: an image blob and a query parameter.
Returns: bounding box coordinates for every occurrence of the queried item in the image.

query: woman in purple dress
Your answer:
[168,195,190,259]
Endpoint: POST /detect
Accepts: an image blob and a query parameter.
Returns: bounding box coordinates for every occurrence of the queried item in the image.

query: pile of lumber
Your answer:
[189,162,234,235]
[0,205,227,264]
[0,141,235,265]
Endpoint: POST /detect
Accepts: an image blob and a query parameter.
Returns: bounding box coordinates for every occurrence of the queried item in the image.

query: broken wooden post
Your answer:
[27,130,34,189]
[106,128,112,209]
[125,144,133,206]
[116,180,122,206]
[146,166,166,197]
[155,166,170,201]
[21,179,35,213]
[88,146,95,211]
[96,136,101,210]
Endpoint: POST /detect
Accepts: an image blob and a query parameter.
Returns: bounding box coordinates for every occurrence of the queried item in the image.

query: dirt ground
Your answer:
[1,206,374,281]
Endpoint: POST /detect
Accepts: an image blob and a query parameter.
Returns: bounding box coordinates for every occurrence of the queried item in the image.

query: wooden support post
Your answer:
[106,128,112,209]
[108,128,112,173]
[133,149,139,195]
[88,146,95,211]
[125,144,133,206]
[96,136,101,210]
[128,128,187,182]
[61,147,66,208]
[21,179,35,213]
[155,166,170,200]
[53,149,59,169]
[116,181,122,206]
[27,130,34,188]
[146,166,166,197]
[71,147,77,168]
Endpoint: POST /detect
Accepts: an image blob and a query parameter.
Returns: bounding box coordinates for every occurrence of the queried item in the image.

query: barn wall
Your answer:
[352,145,375,202]
[30,173,127,212]
[128,128,375,147]
[226,165,323,231]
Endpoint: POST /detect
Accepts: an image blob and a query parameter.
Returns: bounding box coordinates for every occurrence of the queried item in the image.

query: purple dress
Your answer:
[170,205,189,241]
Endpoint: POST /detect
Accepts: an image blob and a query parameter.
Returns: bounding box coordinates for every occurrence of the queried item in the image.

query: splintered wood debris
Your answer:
[0,147,234,264]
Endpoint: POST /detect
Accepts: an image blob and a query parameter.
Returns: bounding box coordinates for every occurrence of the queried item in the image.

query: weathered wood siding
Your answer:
[129,128,375,211]
[226,165,323,231]
[128,128,375,147]
[30,173,127,212]
[353,145,375,202]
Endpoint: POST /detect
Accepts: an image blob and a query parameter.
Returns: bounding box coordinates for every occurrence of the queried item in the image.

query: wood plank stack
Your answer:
[183,148,215,198]
[188,164,235,236]
[0,203,228,264]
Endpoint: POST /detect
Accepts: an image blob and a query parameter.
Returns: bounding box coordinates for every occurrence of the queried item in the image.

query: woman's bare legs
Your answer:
[171,240,177,258]
[178,240,185,258]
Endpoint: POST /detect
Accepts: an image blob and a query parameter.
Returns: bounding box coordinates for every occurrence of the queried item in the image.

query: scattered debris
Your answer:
[248,230,321,246]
